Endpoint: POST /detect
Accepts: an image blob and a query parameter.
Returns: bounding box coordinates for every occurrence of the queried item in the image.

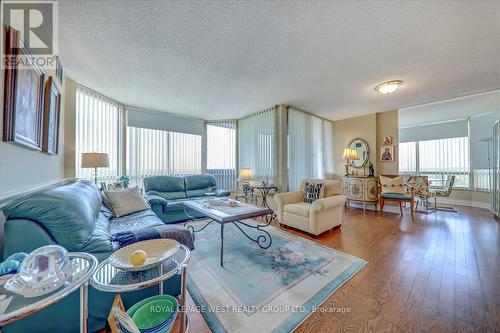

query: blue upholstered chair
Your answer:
[378,175,415,221]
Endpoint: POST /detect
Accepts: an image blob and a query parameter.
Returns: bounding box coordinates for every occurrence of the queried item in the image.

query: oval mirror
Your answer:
[347,138,370,168]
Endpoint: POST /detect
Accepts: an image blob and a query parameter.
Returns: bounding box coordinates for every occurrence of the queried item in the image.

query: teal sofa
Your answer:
[144,174,230,223]
[1,180,189,333]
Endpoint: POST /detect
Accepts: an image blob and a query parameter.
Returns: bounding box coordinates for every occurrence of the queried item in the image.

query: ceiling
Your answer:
[59,1,500,121]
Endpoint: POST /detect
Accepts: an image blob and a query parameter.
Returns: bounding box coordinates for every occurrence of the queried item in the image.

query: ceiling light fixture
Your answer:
[374,80,403,95]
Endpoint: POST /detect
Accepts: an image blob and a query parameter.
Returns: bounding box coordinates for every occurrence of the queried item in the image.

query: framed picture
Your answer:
[383,136,393,145]
[380,145,394,162]
[42,76,61,154]
[3,27,45,150]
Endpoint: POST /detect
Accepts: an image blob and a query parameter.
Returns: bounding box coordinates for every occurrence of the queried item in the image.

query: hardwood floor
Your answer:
[184,205,500,333]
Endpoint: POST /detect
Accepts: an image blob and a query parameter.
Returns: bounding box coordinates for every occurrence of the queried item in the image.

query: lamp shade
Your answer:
[342,148,359,160]
[81,153,109,168]
[237,168,253,181]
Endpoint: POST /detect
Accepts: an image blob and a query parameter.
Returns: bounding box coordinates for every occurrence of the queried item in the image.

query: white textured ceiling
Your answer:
[59,1,500,120]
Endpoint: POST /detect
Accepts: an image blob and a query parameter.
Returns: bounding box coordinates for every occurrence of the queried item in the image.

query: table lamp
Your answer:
[342,148,359,175]
[238,168,253,185]
[81,153,109,184]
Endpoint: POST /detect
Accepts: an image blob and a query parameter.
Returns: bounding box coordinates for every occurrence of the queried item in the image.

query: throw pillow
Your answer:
[102,187,150,217]
[379,176,406,194]
[303,182,324,203]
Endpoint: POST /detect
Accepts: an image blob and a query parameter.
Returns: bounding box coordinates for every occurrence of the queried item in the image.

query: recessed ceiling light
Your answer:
[374,80,403,95]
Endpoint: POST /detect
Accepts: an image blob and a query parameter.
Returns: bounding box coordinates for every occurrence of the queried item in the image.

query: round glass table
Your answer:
[0,252,98,333]
[91,244,191,333]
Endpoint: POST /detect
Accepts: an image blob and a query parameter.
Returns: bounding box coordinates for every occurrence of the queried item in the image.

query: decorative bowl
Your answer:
[109,239,180,272]
[121,295,178,333]
[5,259,78,298]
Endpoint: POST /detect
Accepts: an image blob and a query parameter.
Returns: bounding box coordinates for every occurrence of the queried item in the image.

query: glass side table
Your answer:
[0,252,98,333]
[91,244,191,333]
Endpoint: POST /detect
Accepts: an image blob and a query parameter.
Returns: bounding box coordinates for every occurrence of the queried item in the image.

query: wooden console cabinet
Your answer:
[343,176,378,211]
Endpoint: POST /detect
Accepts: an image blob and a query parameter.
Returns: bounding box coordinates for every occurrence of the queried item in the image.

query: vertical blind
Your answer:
[399,137,470,188]
[206,121,237,189]
[127,127,201,186]
[238,107,277,184]
[75,85,123,182]
[288,108,334,191]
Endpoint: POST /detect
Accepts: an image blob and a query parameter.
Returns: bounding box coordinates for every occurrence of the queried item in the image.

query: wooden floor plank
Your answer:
[180,205,499,333]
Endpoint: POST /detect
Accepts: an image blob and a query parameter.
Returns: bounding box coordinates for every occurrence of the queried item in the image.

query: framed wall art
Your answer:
[380,145,395,162]
[3,26,45,151]
[42,76,61,154]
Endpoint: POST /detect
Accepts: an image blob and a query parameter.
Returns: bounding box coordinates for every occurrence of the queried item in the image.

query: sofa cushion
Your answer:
[79,211,113,254]
[284,202,311,217]
[186,188,209,198]
[109,209,165,236]
[102,187,150,217]
[144,176,187,200]
[185,175,216,190]
[2,181,101,251]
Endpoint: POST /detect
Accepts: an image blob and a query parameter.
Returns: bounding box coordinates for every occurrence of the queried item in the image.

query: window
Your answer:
[399,137,470,188]
[288,109,334,191]
[75,85,123,182]
[238,107,277,184]
[206,121,237,189]
[127,127,201,186]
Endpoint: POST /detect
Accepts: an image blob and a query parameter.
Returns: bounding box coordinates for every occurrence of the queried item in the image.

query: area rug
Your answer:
[186,221,367,333]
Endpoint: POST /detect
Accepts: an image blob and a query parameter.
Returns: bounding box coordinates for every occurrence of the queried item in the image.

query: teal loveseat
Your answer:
[144,174,230,223]
[1,180,189,333]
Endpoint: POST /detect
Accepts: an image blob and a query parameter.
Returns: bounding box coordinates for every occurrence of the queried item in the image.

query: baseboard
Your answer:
[347,197,490,212]
[437,197,489,209]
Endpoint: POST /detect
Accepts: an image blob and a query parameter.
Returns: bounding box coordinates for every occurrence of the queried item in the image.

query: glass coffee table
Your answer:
[0,252,98,333]
[183,200,274,267]
[91,244,191,333]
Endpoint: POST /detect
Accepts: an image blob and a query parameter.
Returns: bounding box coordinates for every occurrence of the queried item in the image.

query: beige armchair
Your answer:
[274,179,346,236]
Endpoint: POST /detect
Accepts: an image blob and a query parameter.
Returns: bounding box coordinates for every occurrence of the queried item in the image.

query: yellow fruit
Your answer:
[130,250,147,266]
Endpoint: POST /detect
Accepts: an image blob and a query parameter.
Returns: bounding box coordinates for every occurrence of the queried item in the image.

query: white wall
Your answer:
[0,73,67,200]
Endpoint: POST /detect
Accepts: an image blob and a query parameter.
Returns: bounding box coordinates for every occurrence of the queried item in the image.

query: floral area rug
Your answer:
[186,220,366,333]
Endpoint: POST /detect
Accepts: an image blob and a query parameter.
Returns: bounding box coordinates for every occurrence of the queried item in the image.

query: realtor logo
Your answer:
[1,0,58,55]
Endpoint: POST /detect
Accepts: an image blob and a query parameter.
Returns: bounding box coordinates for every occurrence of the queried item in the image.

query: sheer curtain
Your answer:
[206,121,237,189]
[127,127,201,186]
[75,85,123,182]
[238,107,277,184]
[288,108,334,191]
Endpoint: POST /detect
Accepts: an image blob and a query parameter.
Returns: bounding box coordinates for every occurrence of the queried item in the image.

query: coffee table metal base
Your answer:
[183,209,273,267]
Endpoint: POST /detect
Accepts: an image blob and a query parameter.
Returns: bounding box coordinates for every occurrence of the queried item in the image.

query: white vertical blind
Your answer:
[206,121,237,189]
[399,137,470,188]
[238,107,277,184]
[288,109,334,191]
[127,127,201,186]
[75,85,123,182]
[398,141,417,173]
